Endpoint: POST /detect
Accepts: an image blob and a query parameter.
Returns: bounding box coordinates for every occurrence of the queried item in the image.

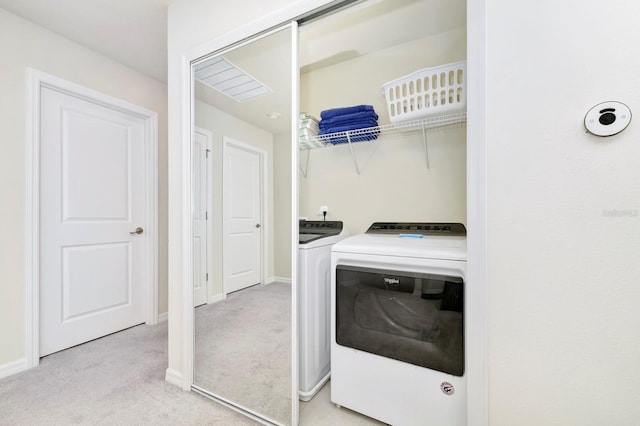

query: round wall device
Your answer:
[584,101,632,137]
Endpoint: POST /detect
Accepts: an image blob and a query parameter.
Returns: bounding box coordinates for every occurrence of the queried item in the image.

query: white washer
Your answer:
[331,222,467,426]
[298,220,348,401]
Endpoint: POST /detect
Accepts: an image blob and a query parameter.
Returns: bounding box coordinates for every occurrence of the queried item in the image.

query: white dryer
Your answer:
[331,222,467,426]
[298,220,348,401]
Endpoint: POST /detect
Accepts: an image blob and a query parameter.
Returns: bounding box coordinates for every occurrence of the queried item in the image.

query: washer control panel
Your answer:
[366,222,467,236]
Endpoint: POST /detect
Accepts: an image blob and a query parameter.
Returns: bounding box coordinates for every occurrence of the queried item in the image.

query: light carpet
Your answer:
[0,322,257,425]
[194,281,291,425]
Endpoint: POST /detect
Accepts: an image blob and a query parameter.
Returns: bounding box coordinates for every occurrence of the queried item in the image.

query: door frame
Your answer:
[221,136,267,296]
[25,69,159,368]
[193,126,213,305]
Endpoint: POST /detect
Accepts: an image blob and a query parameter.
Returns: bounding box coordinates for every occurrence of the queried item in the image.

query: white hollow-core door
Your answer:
[193,128,210,307]
[40,87,146,357]
[223,140,262,294]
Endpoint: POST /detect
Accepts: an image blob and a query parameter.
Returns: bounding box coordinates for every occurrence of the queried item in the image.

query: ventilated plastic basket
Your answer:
[381,61,466,123]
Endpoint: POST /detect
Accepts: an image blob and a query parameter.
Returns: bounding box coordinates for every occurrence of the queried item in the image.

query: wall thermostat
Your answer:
[584,101,632,137]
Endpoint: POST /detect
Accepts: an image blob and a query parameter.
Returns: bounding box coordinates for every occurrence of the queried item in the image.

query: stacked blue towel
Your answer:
[318,105,379,145]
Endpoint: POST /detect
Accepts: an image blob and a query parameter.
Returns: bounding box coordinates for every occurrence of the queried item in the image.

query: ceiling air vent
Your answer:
[194,56,272,102]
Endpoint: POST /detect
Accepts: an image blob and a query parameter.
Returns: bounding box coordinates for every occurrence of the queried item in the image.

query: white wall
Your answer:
[194,99,275,293]
[486,0,640,424]
[300,29,467,233]
[274,132,293,279]
[0,8,168,371]
[299,131,466,233]
[301,30,466,125]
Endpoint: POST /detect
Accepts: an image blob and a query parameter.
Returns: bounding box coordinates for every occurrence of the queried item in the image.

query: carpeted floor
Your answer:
[0,281,383,426]
[0,322,257,425]
[194,282,291,425]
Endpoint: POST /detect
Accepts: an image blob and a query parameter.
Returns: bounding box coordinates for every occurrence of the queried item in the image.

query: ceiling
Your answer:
[0,0,466,134]
[0,0,172,82]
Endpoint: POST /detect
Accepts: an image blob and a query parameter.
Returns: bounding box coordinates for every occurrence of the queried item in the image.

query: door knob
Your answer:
[130,227,144,235]
[255,223,261,228]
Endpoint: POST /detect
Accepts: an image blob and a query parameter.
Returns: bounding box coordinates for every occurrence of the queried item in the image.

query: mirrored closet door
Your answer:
[190,24,297,426]
[185,0,467,424]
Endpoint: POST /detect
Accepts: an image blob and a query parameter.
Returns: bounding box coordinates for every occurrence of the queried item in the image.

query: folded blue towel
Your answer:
[320,105,375,120]
[318,120,379,135]
[319,111,379,128]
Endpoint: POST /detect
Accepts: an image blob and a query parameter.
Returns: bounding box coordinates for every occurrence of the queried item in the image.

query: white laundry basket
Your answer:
[381,61,466,123]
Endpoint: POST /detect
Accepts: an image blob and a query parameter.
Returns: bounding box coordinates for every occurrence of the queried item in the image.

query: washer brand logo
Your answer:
[441,382,454,395]
[384,277,400,285]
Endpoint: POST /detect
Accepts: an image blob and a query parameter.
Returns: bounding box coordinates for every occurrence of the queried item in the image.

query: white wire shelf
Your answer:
[299,111,467,150]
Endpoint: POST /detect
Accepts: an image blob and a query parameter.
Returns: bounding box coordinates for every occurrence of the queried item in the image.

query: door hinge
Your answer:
[206,273,209,281]
[205,211,208,220]
[206,149,211,158]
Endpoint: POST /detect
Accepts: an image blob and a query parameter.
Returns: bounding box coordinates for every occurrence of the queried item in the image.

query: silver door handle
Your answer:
[130,227,144,235]
[255,223,261,228]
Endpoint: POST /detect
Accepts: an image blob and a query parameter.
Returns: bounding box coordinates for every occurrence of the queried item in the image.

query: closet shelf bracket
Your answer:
[299,148,311,178]
[422,121,430,170]
[346,133,362,175]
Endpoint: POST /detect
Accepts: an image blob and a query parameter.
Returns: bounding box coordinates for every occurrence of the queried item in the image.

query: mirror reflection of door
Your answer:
[193,127,212,307]
[191,25,294,426]
[223,137,263,294]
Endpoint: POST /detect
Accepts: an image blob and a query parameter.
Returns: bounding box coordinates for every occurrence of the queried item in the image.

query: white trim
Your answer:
[203,127,215,306]
[25,69,41,369]
[289,21,300,426]
[206,293,227,305]
[194,126,214,306]
[222,137,268,295]
[0,358,28,380]
[157,312,168,323]
[146,111,160,326]
[192,385,283,426]
[165,368,184,387]
[25,68,159,369]
[181,51,195,392]
[183,0,342,66]
[466,1,489,425]
[266,276,292,284]
[298,371,330,402]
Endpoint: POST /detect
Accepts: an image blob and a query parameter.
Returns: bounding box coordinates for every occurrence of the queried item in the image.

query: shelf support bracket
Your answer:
[299,148,311,178]
[346,132,361,175]
[421,122,430,170]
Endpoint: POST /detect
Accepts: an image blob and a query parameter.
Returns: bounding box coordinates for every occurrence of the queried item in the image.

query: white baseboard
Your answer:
[165,368,183,388]
[267,276,291,284]
[0,358,29,379]
[207,293,226,305]
[157,312,168,323]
